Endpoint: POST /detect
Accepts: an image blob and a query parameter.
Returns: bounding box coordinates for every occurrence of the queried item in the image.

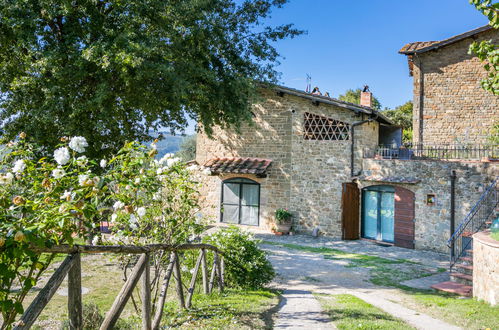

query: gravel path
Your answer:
[257,234,461,330]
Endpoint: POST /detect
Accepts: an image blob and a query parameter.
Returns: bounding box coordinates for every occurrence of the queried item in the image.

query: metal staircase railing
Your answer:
[447,177,499,270]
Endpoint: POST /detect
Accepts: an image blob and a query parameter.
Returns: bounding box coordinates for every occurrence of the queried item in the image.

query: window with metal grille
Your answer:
[303,112,350,140]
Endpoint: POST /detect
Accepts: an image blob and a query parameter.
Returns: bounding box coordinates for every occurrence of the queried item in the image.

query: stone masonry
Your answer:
[361,158,499,252]
[410,28,499,145]
[196,89,378,235]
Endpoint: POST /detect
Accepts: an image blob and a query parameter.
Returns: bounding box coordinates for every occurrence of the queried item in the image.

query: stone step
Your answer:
[459,256,473,264]
[431,281,472,297]
[454,263,473,275]
[450,272,473,286]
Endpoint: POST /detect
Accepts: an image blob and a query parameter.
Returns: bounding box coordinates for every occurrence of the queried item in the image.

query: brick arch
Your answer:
[393,187,415,249]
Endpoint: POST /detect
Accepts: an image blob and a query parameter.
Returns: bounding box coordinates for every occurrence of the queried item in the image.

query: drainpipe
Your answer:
[450,170,456,259]
[351,111,379,177]
[414,53,424,145]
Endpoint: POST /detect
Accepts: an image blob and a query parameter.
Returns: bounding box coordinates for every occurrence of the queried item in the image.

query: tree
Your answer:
[337,88,382,110]
[0,0,302,157]
[176,134,197,161]
[383,101,413,143]
[469,0,499,95]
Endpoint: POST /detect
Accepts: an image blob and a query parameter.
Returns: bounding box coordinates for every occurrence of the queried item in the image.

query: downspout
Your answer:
[450,170,457,259]
[414,53,424,145]
[350,111,379,177]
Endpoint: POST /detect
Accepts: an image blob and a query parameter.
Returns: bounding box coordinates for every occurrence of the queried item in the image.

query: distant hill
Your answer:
[151,133,195,159]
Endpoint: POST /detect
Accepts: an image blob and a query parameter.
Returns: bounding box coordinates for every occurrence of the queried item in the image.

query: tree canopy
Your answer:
[469,0,499,95]
[382,101,413,143]
[337,88,382,110]
[0,0,302,157]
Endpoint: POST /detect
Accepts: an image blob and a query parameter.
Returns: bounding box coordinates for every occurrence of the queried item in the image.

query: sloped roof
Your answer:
[399,25,494,55]
[204,157,272,175]
[272,85,393,125]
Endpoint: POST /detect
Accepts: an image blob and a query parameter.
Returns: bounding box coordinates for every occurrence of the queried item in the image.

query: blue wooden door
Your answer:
[362,186,395,243]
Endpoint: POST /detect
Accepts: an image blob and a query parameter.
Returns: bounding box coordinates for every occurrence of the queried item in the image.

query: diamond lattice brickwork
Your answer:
[303,112,350,141]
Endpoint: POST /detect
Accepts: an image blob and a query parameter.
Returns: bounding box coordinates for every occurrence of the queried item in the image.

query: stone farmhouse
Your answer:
[195,25,499,255]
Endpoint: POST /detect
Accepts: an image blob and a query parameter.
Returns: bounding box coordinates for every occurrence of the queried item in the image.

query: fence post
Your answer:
[172,252,185,309]
[152,253,175,330]
[186,251,204,308]
[100,253,148,330]
[68,252,82,330]
[215,253,223,293]
[14,254,76,330]
[201,249,208,294]
[142,253,152,330]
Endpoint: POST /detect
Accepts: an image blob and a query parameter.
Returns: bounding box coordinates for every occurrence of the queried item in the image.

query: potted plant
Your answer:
[275,208,292,234]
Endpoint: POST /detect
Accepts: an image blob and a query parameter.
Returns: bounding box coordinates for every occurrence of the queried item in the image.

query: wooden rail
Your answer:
[12,244,224,330]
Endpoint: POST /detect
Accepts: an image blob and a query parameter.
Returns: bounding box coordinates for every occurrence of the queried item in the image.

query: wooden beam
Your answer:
[68,253,82,330]
[142,253,152,330]
[152,253,175,330]
[100,254,147,330]
[29,243,222,255]
[14,254,76,330]
[215,253,223,293]
[208,256,216,294]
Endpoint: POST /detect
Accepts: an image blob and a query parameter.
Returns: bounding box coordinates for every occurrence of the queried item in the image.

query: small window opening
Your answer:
[303,112,350,141]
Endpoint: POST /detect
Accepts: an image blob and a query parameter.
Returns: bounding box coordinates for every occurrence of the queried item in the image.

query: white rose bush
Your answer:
[0,134,202,327]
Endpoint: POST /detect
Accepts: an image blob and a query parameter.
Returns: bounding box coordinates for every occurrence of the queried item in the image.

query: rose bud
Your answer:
[0,237,5,247]
[14,231,25,242]
[42,178,51,189]
[12,196,26,206]
[19,132,26,139]
[124,205,134,214]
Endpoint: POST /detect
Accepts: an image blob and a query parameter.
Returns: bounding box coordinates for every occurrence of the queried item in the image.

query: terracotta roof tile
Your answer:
[399,41,438,54]
[204,157,272,175]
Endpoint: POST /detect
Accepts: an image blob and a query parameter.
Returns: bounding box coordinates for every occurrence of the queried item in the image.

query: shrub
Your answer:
[60,302,137,330]
[203,226,275,289]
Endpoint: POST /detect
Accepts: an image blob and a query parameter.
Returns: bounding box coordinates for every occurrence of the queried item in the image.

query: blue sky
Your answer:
[183,0,488,134]
[266,0,489,109]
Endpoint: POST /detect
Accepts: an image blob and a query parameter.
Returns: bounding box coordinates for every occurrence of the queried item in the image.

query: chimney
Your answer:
[360,85,372,108]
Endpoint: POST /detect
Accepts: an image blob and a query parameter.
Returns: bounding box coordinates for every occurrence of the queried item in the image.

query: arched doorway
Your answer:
[220,178,260,226]
[361,185,415,248]
[362,185,395,243]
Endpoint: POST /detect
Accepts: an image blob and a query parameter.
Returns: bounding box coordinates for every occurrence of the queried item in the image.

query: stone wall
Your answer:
[411,28,499,145]
[361,158,499,252]
[196,89,293,230]
[289,102,378,236]
[473,231,499,306]
[196,89,380,234]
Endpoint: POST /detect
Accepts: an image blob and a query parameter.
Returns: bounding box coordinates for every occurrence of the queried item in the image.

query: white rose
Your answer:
[52,167,66,179]
[91,236,99,246]
[130,214,138,224]
[78,174,89,186]
[110,213,118,224]
[134,177,141,184]
[158,153,173,165]
[12,160,26,174]
[113,201,125,210]
[76,156,88,167]
[0,173,14,185]
[54,147,71,165]
[166,157,180,167]
[69,136,88,153]
[100,159,107,168]
[137,207,146,218]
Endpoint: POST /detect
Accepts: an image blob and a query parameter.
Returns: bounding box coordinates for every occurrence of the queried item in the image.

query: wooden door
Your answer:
[342,182,360,240]
[394,187,415,249]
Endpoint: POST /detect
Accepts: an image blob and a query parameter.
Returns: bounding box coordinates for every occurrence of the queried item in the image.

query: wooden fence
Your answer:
[12,243,224,330]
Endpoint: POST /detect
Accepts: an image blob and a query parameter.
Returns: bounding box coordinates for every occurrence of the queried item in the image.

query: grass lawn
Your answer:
[401,291,499,330]
[263,241,499,330]
[161,289,280,329]
[315,294,413,330]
